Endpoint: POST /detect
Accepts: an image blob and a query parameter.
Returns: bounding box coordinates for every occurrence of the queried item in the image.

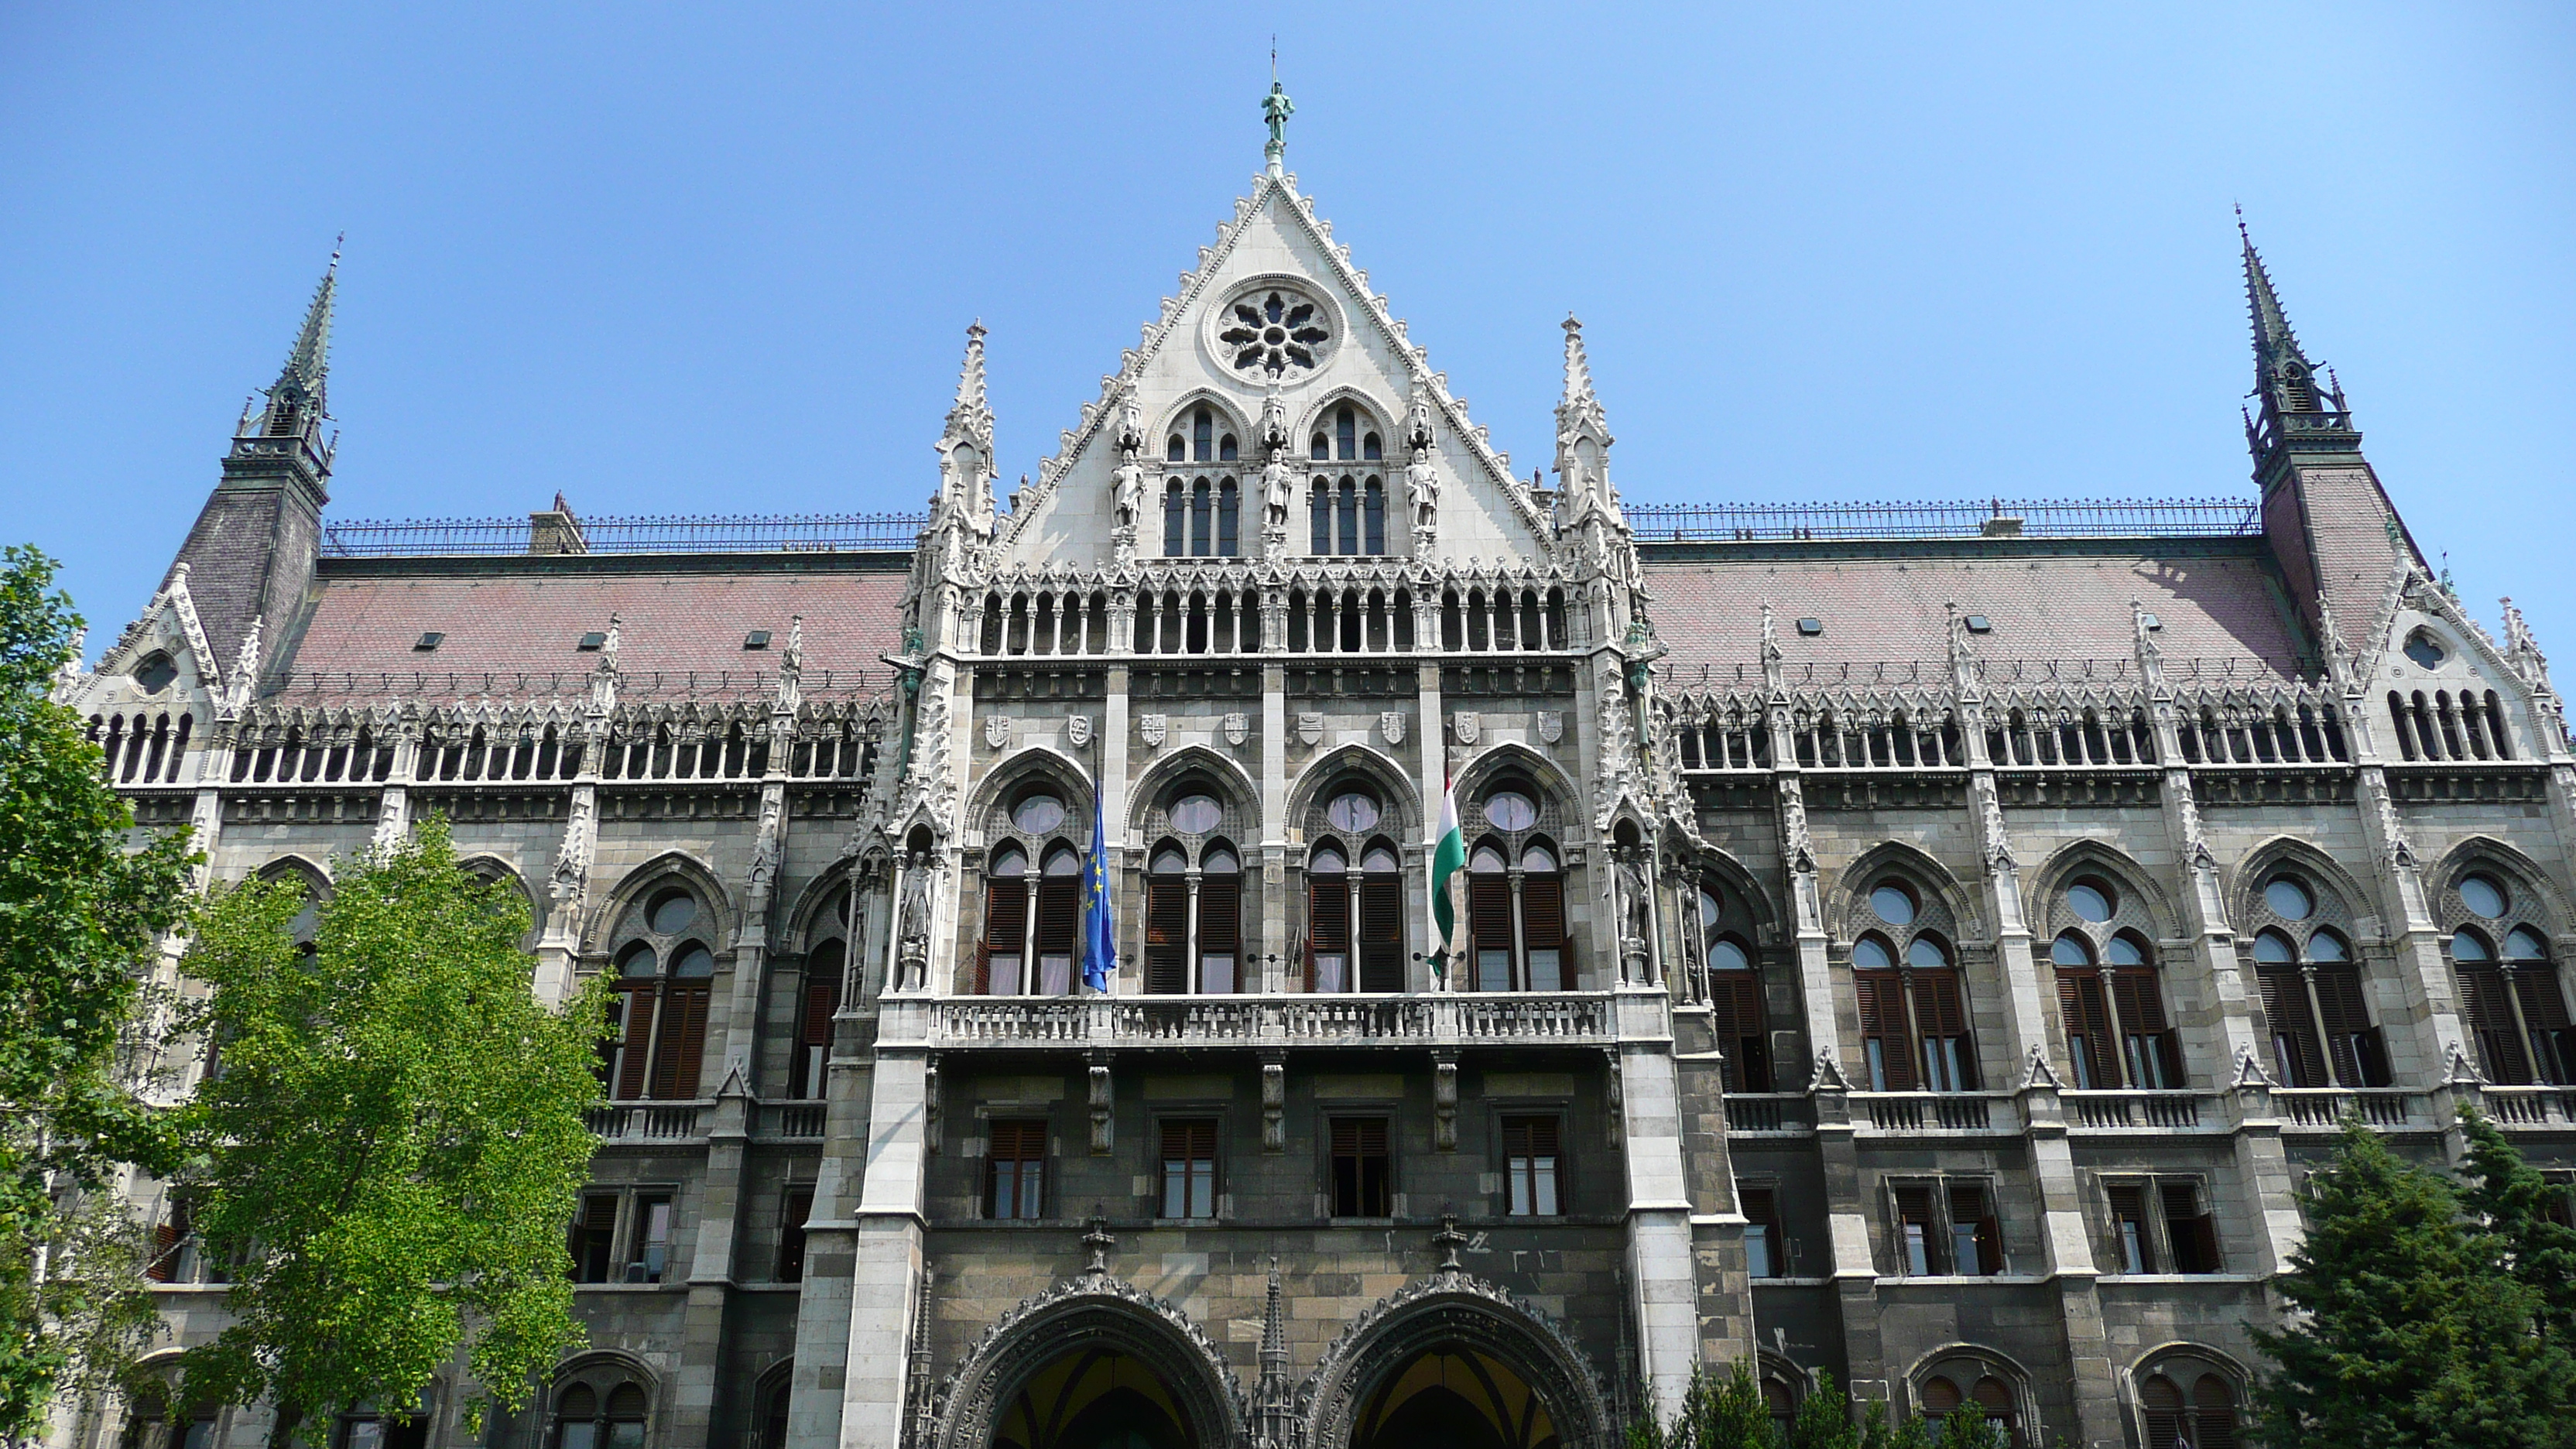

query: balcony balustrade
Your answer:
[2061,1090,2209,1131]
[587,1102,707,1142]
[924,991,1615,1050]
[1853,1091,2009,1134]
[2273,1088,2424,1130]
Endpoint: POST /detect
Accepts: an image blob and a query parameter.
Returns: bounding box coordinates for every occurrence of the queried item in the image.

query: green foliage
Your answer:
[1787,1370,1858,1449]
[0,546,197,1439]
[2458,1106,2576,1348]
[173,817,611,1444]
[2252,1117,2576,1448]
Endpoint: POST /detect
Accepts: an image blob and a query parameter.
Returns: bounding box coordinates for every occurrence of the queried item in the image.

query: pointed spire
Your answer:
[277,236,341,409]
[1557,314,1605,433]
[935,322,997,526]
[2238,207,2304,382]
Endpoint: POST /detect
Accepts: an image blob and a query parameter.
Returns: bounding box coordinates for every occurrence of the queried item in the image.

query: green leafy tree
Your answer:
[1626,1362,1776,1448]
[2253,1118,2576,1448]
[2458,1105,2576,1348]
[0,545,197,1440]
[173,818,611,1446]
[1786,1370,1858,1449]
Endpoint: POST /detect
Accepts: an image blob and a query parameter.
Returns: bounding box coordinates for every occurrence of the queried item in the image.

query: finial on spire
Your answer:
[942,321,995,463]
[276,239,340,408]
[1262,64,1295,178]
[1556,314,1607,442]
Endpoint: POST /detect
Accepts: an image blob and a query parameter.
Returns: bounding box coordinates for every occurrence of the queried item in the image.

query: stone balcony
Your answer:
[892,990,1624,1051]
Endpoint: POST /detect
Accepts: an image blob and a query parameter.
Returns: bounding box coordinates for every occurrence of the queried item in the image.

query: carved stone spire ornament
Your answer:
[1081,1214,1117,1277]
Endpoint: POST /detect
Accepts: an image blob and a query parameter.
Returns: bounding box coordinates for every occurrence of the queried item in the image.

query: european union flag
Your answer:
[1081,802,1115,993]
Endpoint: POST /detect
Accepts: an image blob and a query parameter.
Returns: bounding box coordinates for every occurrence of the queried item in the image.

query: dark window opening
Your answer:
[1329,1116,1391,1218]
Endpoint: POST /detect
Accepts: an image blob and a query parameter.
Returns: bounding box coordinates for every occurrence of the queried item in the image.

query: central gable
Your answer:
[996,174,1550,573]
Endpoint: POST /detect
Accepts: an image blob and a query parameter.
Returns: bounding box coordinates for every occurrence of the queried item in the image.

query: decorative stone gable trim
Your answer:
[1296,1259,1615,1449]
[924,1270,1250,1449]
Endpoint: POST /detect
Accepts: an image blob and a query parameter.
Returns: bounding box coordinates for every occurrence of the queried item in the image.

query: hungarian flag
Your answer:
[1428,774,1464,981]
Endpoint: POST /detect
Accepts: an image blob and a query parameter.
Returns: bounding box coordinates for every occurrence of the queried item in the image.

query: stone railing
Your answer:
[760,1101,830,1139]
[2468,1084,2576,1128]
[587,1101,707,1142]
[1721,1093,1811,1135]
[927,992,1616,1050]
[2273,1088,2424,1130]
[2062,1090,2210,1131]
[1852,1091,2012,1134]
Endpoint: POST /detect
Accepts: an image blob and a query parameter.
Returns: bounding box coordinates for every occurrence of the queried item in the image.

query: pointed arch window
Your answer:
[978,790,1084,996]
[1851,904,1978,1093]
[2253,923,2388,1088]
[2049,872,2184,1091]
[1362,478,1386,554]
[1336,406,1358,461]
[1699,889,1768,1091]
[1464,836,1568,993]
[1163,481,1185,557]
[1216,479,1240,556]
[2455,922,2576,1086]
[1192,407,1214,463]
[2142,1372,2239,1449]
[1310,482,1331,555]
[1190,481,1213,556]
[606,886,714,1101]
[791,886,851,1099]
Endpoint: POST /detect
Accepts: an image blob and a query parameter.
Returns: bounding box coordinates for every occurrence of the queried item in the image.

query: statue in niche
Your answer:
[1405,392,1439,535]
[1260,389,1290,457]
[1112,396,1146,538]
[1615,849,1654,947]
[897,850,934,986]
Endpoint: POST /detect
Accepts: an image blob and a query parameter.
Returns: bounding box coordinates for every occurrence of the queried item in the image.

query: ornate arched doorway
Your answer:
[1301,1273,1611,1449]
[931,1278,1246,1449]
[1354,1347,1560,1449]
[992,1348,1192,1449]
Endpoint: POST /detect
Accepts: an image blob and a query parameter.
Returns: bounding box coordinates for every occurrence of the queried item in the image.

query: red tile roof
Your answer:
[278,566,909,699]
[1641,545,2309,685]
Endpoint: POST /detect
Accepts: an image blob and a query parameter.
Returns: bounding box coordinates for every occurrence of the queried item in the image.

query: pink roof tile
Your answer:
[1641,546,2309,686]
[279,566,908,699]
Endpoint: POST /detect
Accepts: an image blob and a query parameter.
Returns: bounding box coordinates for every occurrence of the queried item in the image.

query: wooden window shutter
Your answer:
[1308,877,1350,952]
[1469,877,1514,951]
[2312,967,2381,1086]
[2461,965,2531,1084]
[651,983,711,1098]
[2256,968,2327,1088]
[2162,1180,2221,1273]
[1200,877,1240,951]
[1163,1118,1217,1163]
[2517,972,2575,1029]
[984,879,1028,947]
[973,940,992,997]
[2107,1182,2153,1270]
[1912,970,1977,1088]
[1521,875,1567,988]
[1034,877,1080,954]
[615,985,659,1100]
[1711,975,1769,1091]
[1358,877,1403,992]
[802,957,840,1048]
[1145,876,1189,995]
[1855,973,1917,1091]
[2057,971,2115,1090]
[2109,968,2170,1033]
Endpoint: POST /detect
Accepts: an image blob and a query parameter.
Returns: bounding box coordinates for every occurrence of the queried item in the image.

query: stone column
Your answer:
[1416,659,1445,986]
[1614,991,1704,1425]
[833,1001,931,1448]
[786,875,889,1447]
[1261,662,1287,991]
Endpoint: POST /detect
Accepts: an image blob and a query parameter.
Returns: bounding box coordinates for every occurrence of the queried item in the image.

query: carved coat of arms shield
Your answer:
[1379,711,1406,745]
[1066,714,1092,747]
[1140,714,1167,748]
[1296,712,1324,748]
[985,715,1013,750]
[1536,710,1563,744]
[1224,712,1249,746]
[1452,711,1480,745]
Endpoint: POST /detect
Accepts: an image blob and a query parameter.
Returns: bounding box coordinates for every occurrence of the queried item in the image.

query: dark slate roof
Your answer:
[1639,540,2311,685]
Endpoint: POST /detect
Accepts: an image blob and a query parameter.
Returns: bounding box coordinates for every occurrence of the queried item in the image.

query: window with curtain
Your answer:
[987,1119,1046,1220]
[1160,1119,1218,1219]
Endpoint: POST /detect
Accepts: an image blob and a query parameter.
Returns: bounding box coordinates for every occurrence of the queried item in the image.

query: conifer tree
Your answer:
[2458,1105,2576,1348]
[2252,1118,2575,1448]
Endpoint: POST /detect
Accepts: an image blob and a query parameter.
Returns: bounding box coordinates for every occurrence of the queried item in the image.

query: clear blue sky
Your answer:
[5,4,2570,657]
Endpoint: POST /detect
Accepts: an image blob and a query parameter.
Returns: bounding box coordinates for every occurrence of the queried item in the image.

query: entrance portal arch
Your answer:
[1300,1273,1612,1449]
[930,1278,1246,1449]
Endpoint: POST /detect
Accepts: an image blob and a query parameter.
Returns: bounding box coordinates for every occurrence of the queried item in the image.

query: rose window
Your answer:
[1219,288,1331,381]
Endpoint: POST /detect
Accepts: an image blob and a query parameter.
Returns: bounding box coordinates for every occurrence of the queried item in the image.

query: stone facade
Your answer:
[50,136,2576,1449]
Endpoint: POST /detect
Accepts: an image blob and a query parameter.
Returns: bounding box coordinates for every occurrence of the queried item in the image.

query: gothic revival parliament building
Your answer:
[57,120,2576,1449]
